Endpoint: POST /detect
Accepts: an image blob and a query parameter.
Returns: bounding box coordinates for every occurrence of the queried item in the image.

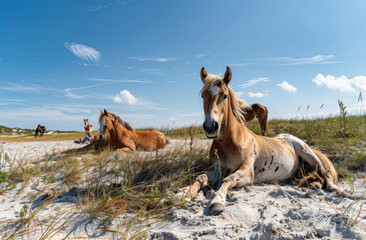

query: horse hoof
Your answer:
[209,203,225,216]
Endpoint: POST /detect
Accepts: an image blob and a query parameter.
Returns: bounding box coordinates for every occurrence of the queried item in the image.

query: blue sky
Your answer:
[1,0,366,131]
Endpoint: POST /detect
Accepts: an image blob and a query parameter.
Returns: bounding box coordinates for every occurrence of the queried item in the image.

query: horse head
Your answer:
[200,66,245,139]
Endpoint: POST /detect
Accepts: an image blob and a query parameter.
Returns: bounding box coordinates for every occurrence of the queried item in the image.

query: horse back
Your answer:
[134,129,166,151]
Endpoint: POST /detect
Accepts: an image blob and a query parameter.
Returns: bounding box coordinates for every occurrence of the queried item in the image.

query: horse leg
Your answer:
[189,160,222,198]
[116,147,133,153]
[189,171,214,198]
[209,164,253,215]
[118,139,136,152]
[293,141,350,197]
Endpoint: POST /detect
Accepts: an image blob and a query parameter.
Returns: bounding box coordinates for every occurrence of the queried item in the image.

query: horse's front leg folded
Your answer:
[116,147,133,153]
[209,164,253,216]
[189,171,214,198]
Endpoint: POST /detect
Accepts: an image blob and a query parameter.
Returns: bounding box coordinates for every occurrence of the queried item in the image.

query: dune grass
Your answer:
[0,100,365,238]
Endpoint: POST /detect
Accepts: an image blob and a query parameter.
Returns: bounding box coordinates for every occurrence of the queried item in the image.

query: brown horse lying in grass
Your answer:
[201,68,270,135]
[35,124,46,137]
[190,66,350,216]
[99,109,167,153]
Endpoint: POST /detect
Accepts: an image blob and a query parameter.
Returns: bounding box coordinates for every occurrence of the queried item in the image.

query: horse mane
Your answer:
[200,74,247,125]
[99,112,135,132]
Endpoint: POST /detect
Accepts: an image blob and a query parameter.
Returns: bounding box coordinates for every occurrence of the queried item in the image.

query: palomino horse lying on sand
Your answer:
[200,68,270,136]
[189,67,350,216]
[35,124,46,137]
[99,109,167,152]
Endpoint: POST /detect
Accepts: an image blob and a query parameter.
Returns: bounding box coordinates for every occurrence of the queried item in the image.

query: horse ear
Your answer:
[223,66,232,85]
[200,67,208,82]
[100,110,104,115]
[104,109,108,115]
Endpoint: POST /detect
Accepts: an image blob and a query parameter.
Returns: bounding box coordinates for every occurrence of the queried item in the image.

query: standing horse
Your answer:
[240,102,270,135]
[99,109,167,152]
[83,119,94,138]
[200,68,270,135]
[190,67,349,216]
[35,124,46,137]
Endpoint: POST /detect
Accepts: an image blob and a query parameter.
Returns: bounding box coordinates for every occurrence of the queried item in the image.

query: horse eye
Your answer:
[223,94,228,99]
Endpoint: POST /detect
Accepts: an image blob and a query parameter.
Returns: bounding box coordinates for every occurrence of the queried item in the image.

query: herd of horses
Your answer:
[40,67,349,216]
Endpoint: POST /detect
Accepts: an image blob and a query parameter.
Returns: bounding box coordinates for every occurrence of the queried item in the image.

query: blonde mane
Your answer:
[99,112,135,132]
[200,74,247,125]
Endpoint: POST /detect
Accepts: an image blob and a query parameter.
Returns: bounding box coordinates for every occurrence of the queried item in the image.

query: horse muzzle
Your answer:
[203,120,219,139]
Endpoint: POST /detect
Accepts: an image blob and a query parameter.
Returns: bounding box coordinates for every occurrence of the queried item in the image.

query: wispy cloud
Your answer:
[0,83,45,93]
[312,74,366,93]
[130,56,176,62]
[64,42,101,62]
[194,52,211,59]
[240,77,270,88]
[267,55,340,65]
[277,81,297,92]
[0,99,25,102]
[65,90,89,99]
[113,90,138,105]
[229,62,254,67]
[83,0,135,13]
[177,112,202,117]
[87,78,150,83]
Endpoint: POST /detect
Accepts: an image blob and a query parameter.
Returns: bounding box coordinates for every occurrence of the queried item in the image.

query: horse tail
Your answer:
[263,106,270,135]
[298,149,350,197]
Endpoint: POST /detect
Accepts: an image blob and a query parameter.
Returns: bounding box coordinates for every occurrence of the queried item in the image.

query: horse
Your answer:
[35,124,46,137]
[189,66,350,216]
[98,109,167,152]
[240,102,270,136]
[83,119,94,138]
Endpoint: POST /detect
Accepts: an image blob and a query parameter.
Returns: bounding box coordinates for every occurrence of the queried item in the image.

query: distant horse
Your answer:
[83,119,94,138]
[35,124,46,137]
[240,102,270,136]
[189,67,349,216]
[99,109,167,153]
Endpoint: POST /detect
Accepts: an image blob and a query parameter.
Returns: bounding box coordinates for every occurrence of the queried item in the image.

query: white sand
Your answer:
[0,140,365,239]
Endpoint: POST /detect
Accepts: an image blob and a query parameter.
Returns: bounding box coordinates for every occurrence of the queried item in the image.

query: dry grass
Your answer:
[0,102,365,238]
[0,131,99,142]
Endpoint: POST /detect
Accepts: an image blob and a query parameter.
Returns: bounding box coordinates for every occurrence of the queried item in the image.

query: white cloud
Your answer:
[240,77,270,88]
[130,57,176,62]
[194,52,211,58]
[312,74,356,93]
[113,90,138,105]
[64,42,101,62]
[277,81,297,92]
[351,76,366,91]
[236,91,244,98]
[268,55,339,65]
[248,92,264,98]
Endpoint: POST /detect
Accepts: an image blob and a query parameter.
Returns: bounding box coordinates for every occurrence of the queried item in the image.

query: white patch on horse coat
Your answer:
[209,86,219,98]
[99,122,104,139]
